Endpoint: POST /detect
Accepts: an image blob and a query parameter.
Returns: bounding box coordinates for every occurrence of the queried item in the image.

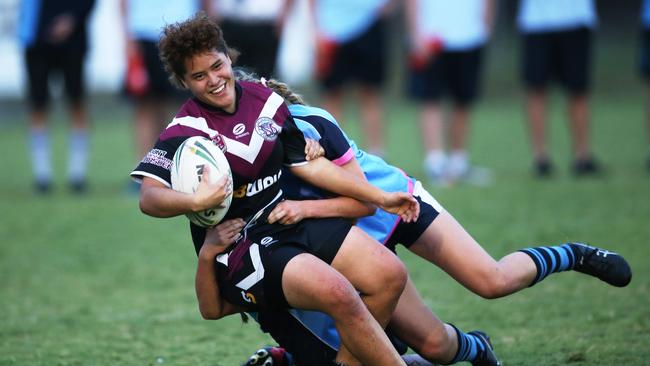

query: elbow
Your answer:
[199,307,224,320]
[362,203,377,217]
[139,198,154,216]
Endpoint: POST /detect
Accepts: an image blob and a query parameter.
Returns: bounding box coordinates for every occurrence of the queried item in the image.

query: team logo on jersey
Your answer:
[232,123,250,139]
[142,149,172,170]
[211,133,227,152]
[233,170,282,198]
[254,117,281,141]
[260,236,278,247]
[241,291,257,304]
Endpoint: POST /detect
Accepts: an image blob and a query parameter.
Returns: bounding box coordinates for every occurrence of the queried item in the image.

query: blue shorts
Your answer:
[521,27,593,94]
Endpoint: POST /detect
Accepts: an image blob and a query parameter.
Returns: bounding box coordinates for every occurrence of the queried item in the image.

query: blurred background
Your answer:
[1,1,648,365]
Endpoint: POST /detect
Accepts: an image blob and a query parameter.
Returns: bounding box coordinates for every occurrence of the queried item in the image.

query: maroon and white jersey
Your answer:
[130,81,308,222]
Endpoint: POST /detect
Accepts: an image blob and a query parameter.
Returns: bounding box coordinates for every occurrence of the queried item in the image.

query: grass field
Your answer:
[1,51,650,365]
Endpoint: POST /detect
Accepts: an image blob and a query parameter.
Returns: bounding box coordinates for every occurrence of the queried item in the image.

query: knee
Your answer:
[323,278,367,318]
[373,252,407,294]
[472,270,510,299]
[414,331,455,362]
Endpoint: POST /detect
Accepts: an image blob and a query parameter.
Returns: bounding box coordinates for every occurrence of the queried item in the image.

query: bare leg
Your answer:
[359,85,384,155]
[420,102,445,153]
[449,104,469,152]
[282,252,406,366]
[420,102,447,180]
[409,211,536,298]
[134,99,165,162]
[567,93,591,160]
[389,278,458,363]
[322,88,345,127]
[525,89,549,162]
[330,227,408,365]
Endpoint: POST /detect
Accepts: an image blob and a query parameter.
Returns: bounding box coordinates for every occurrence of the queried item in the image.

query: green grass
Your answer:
[1,83,649,366]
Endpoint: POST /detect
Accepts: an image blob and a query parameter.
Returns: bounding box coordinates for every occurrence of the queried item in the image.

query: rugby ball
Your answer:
[171,136,233,227]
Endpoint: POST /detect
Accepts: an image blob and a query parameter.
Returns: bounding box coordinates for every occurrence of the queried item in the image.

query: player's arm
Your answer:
[289,157,419,222]
[139,167,230,218]
[195,219,247,319]
[268,158,376,224]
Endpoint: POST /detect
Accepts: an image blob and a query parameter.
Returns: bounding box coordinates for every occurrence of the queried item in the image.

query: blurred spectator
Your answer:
[641,0,650,172]
[406,0,495,186]
[517,0,601,177]
[120,0,204,192]
[310,0,396,157]
[205,0,292,78]
[18,0,96,194]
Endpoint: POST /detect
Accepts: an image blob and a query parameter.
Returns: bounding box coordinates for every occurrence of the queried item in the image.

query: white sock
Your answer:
[447,150,469,178]
[68,128,89,182]
[424,149,447,177]
[30,128,52,182]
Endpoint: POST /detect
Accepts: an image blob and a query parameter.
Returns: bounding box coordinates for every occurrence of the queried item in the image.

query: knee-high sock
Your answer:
[519,243,578,286]
[449,324,485,364]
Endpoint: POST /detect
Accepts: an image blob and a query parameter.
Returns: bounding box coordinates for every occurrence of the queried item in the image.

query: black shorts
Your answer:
[319,19,387,90]
[521,27,593,94]
[640,29,650,80]
[257,308,408,366]
[132,40,189,100]
[220,20,280,78]
[214,217,353,310]
[25,45,86,110]
[408,47,484,106]
[385,181,442,251]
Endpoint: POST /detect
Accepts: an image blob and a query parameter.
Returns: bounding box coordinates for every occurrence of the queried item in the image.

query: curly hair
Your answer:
[158,12,239,89]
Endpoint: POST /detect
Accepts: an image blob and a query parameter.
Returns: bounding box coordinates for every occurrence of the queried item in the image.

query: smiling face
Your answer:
[182,50,237,113]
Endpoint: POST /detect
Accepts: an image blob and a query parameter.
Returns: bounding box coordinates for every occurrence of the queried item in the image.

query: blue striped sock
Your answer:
[450,324,485,364]
[519,243,577,286]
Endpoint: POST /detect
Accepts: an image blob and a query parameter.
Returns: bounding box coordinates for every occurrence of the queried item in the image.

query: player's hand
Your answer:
[47,14,75,44]
[267,200,308,225]
[379,192,420,223]
[201,218,246,257]
[304,138,325,161]
[193,165,232,212]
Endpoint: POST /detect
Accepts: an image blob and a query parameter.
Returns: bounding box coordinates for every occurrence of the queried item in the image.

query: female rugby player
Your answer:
[130,12,421,366]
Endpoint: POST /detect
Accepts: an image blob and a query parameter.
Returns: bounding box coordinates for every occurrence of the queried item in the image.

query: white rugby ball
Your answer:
[171,136,233,227]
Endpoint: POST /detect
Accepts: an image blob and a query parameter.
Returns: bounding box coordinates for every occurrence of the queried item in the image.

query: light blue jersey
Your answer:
[277,104,417,351]
[287,104,414,245]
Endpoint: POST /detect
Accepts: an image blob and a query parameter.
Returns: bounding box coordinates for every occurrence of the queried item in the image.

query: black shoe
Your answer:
[69,179,88,194]
[572,157,602,176]
[469,331,502,366]
[34,180,52,195]
[533,159,554,178]
[241,346,292,366]
[571,243,632,287]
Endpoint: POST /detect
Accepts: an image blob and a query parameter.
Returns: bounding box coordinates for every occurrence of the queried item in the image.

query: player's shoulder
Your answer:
[289,104,337,124]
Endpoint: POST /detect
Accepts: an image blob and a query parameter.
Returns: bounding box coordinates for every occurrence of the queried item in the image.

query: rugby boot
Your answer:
[572,243,632,287]
[241,346,293,366]
[468,331,502,366]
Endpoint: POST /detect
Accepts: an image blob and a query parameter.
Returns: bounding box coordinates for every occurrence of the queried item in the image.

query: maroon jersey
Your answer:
[131,81,308,222]
[131,81,352,310]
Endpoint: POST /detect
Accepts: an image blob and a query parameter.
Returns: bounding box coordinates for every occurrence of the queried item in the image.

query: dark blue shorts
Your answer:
[318,19,387,90]
[408,47,484,106]
[521,27,593,94]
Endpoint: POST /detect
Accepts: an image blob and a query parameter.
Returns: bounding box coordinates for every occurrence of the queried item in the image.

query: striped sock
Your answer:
[449,324,485,364]
[519,243,577,286]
